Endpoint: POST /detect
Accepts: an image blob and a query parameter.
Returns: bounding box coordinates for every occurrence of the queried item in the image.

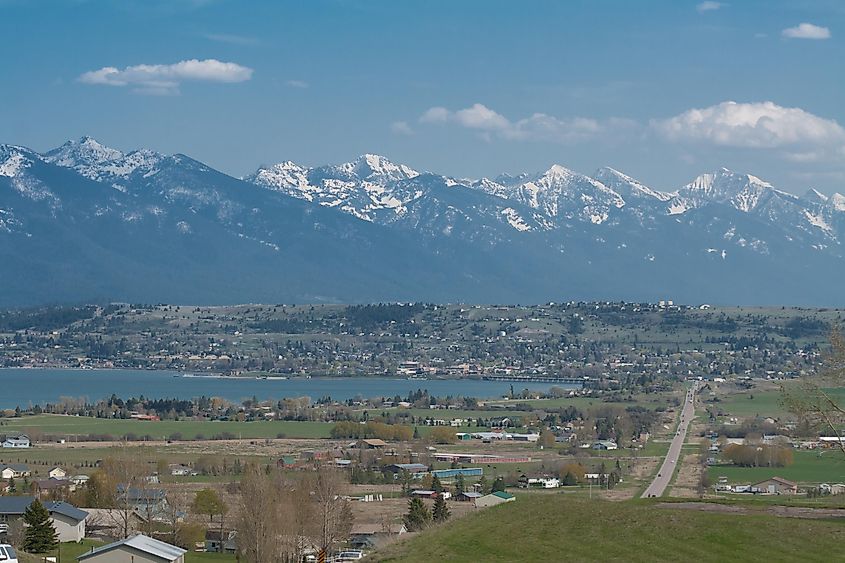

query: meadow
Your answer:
[374,495,845,562]
[708,449,845,485]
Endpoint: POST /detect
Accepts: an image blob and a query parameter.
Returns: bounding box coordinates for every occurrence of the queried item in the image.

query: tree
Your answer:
[561,471,578,486]
[454,473,466,495]
[477,475,491,495]
[310,465,354,558]
[431,475,443,494]
[782,329,845,455]
[236,465,284,562]
[432,493,450,522]
[491,477,506,493]
[192,488,228,551]
[23,499,58,553]
[538,429,556,449]
[429,427,457,444]
[403,497,431,531]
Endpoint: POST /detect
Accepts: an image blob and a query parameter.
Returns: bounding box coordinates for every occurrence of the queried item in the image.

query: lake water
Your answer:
[0,369,568,409]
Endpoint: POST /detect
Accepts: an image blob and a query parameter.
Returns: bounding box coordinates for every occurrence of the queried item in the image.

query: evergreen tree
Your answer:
[431,475,443,494]
[478,475,491,495]
[491,477,506,493]
[432,493,450,522]
[403,497,431,531]
[23,499,58,553]
[561,471,578,486]
[454,473,465,495]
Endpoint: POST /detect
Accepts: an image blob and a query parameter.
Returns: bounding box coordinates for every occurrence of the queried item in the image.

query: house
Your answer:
[507,433,540,442]
[0,496,88,542]
[71,475,91,486]
[116,485,169,521]
[591,441,618,451]
[77,534,186,563]
[751,477,798,495]
[83,508,145,540]
[0,464,31,479]
[356,439,388,449]
[518,475,560,489]
[349,523,406,549]
[474,491,515,508]
[1,435,30,448]
[205,530,237,553]
[168,464,194,476]
[48,467,67,479]
[34,478,73,499]
[456,491,482,502]
[409,490,437,499]
[276,456,300,470]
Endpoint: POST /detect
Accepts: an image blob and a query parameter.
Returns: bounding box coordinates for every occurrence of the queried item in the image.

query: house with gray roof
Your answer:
[0,496,88,542]
[77,534,186,563]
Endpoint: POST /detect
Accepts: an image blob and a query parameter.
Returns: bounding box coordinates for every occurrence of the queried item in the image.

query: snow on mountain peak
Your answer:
[831,193,845,212]
[44,138,163,181]
[348,153,419,182]
[803,188,829,204]
[593,166,672,202]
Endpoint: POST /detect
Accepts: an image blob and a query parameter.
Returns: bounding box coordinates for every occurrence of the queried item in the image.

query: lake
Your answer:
[0,369,569,409]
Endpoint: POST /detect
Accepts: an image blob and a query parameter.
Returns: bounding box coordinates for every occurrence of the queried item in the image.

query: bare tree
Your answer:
[309,465,354,558]
[782,328,845,456]
[235,465,284,563]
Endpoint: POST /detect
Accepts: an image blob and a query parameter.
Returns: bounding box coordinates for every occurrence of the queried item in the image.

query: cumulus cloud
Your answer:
[390,121,414,135]
[418,103,633,143]
[651,101,845,149]
[78,59,253,95]
[696,2,725,13]
[782,23,831,40]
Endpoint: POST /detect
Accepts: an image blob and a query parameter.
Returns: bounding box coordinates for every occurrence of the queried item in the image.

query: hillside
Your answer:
[374,495,845,562]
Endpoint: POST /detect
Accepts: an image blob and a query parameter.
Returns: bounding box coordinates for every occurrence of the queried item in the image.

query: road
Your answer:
[641,383,698,498]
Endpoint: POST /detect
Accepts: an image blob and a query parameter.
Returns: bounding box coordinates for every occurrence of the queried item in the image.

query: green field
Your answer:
[0,414,333,439]
[708,450,845,485]
[374,495,845,562]
[714,387,845,419]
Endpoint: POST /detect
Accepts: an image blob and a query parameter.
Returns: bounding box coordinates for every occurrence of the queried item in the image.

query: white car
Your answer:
[336,550,365,561]
[0,545,19,563]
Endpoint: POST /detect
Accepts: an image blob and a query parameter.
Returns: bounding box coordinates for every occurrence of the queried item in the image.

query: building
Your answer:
[385,463,428,477]
[430,468,483,480]
[349,523,406,549]
[591,441,618,451]
[456,491,483,502]
[0,464,30,479]
[518,475,560,489]
[474,491,515,508]
[205,530,237,553]
[0,497,88,542]
[355,439,388,450]
[48,467,67,479]
[751,477,798,495]
[77,534,186,563]
[34,478,73,499]
[1,435,30,449]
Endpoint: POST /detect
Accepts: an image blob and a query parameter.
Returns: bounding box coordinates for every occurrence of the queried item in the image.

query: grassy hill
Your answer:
[373,494,845,562]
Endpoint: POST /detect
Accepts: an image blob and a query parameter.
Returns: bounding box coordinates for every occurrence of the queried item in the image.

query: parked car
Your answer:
[0,544,19,563]
[335,550,364,561]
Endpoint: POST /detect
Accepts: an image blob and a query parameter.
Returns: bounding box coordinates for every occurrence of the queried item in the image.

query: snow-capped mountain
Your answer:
[3,136,845,307]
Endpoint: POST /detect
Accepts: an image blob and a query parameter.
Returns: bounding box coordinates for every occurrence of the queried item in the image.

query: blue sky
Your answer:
[2,0,844,194]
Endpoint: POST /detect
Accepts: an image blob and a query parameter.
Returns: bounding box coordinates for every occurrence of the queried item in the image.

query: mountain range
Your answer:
[2,136,844,307]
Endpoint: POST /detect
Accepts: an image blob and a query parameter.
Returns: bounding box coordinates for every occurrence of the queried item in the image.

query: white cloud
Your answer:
[286,79,309,89]
[390,121,414,135]
[696,2,725,13]
[782,23,831,40]
[651,101,845,149]
[78,59,253,95]
[418,103,632,143]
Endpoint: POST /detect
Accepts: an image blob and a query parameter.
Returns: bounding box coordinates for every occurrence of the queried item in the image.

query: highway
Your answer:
[641,383,698,498]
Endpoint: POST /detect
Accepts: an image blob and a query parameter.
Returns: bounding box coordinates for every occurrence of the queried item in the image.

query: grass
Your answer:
[374,495,845,562]
[714,387,845,419]
[708,450,845,485]
[17,539,103,563]
[0,414,333,439]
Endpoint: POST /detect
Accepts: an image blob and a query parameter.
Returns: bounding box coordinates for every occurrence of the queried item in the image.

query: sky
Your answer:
[1,0,844,195]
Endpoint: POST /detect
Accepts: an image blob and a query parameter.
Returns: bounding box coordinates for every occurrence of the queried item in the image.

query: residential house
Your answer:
[0,496,88,542]
[1,435,30,448]
[349,524,407,549]
[591,441,618,451]
[116,485,169,521]
[33,478,73,499]
[168,464,194,477]
[474,491,515,508]
[455,491,483,502]
[385,463,428,477]
[77,534,186,563]
[205,530,237,553]
[48,467,67,479]
[0,464,30,479]
[518,475,560,489]
[751,477,798,495]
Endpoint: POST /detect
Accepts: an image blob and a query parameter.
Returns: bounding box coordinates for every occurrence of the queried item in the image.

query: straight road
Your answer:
[641,383,698,498]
